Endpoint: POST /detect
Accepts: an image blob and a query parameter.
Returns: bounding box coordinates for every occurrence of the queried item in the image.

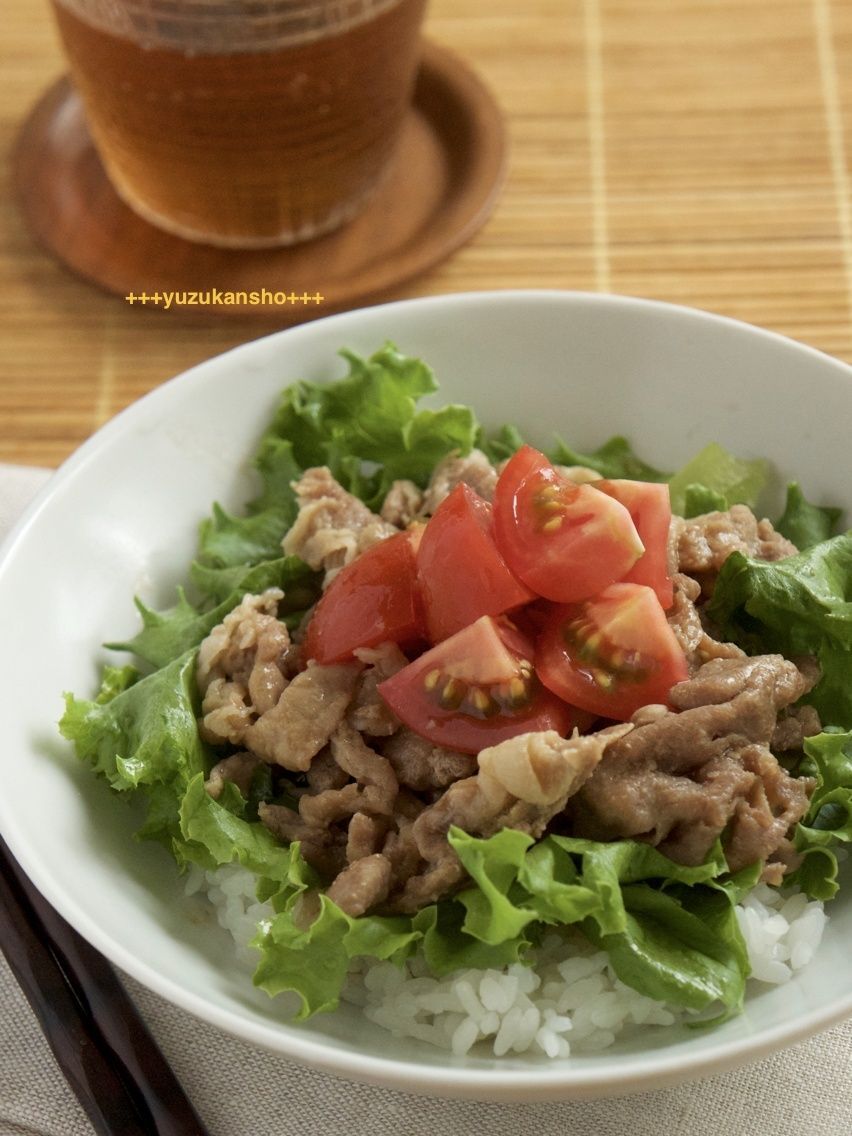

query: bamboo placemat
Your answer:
[3,0,852,467]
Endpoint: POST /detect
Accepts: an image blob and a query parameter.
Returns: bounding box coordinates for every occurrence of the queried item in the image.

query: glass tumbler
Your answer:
[49,0,429,248]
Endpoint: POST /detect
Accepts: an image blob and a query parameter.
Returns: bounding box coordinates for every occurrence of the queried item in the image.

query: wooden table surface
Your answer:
[4,0,852,468]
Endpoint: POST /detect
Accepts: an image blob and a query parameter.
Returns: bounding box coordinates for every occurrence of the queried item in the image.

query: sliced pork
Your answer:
[674,504,797,594]
[567,654,817,877]
[244,661,362,771]
[282,466,396,584]
[419,449,499,514]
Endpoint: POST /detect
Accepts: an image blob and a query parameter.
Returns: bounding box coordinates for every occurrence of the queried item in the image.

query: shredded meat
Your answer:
[326,854,393,917]
[347,643,408,737]
[667,653,811,716]
[282,467,396,584]
[300,722,398,820]
[390,727,631,914]
[419,449,498,514]
[674,504,797,595]
[771,704,822,751]
[380,479,425,527]
[258,802,347,880]
[346,812,388,862]
[305,747,350,793]
[198,680,257,748]
[666,572,745,674]
[197,590,292,745]
[723,743,816,876]
[204,751,264,800]
[381,729,477,793]
[257,726,629,917]
[477,726,632,806]
[244,662,362,771]
[567,655,817,877]
[258,725,404,891]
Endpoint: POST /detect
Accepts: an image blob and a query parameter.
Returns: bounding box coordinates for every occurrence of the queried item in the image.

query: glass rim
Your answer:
[50,0,409,52]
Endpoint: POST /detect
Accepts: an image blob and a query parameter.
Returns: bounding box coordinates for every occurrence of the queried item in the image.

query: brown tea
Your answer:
[52,0,428,246]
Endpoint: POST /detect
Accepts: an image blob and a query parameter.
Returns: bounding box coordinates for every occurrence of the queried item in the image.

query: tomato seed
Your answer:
[423,668,441,691]
[508,676,528,702]
[469,689,497,716]
[592,668,614,690]
[440,678,467,710]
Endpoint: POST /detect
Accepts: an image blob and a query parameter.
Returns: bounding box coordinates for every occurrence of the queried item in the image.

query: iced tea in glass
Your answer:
[50,0,428,247]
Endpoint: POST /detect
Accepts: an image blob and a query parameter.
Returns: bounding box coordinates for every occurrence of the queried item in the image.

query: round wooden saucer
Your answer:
[12,40,506,321]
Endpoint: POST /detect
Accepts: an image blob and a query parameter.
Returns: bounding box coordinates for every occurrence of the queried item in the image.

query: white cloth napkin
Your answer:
[1,462,851,1136]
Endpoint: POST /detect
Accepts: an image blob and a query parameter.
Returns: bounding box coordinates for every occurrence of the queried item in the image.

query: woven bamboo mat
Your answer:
[3,0,852,466]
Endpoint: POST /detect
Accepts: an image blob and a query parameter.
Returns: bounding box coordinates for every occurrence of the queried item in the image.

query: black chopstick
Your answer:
[0,834,211,1136]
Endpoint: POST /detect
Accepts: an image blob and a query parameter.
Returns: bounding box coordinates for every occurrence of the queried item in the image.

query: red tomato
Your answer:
[492,446,644,603]
[596,479,674,609]
[536,583,689,721]
[377,615,578,754]
[302,531,425,664]
[416,483,535,642]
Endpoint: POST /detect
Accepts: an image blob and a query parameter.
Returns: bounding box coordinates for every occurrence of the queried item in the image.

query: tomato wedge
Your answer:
[416,483,535,642]
[596,479,674,609]
[492,446,644,603]
[302,531,425,664]
[377,615,578,753]
[536,583,689,720]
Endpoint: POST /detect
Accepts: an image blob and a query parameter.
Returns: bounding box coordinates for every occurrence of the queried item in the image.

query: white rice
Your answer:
[185,865,828,1058]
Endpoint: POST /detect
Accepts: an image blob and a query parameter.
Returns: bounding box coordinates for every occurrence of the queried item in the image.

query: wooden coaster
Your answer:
[12,39,506,320]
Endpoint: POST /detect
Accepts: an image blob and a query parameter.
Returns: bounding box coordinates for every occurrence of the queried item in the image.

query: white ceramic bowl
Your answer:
[2,291,851,1100]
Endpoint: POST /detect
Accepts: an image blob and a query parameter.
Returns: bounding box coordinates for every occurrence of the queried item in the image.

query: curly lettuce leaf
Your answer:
[441,831,748,1014]
[787,728,852,900]
[550,836,728,937]
[178,774,297,878]
[253,847,421,1018]
[545,837,748,1012]
[549,436,670,482]
[259,344,478,512]
[589,884,746,1013]
[775,483,843,551]
[412,902,531,976]
[706,534,852,724]
[253,861,421,1018]
[253,837,532,1019]
[682,484,727,517]
[190,344,477,577]
[196,437,303,573]
[477,423,527,465]
[93,663,139,703]
[668,442,768,517]
[449,827,543,943]
[553,835,747,1011]
[515,837,600,925]
[59,651,208,847]
[253,896,353,1018]
[107,557,319,670]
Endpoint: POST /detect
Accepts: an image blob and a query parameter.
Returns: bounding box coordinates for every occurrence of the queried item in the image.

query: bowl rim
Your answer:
[3,288,852,1100]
